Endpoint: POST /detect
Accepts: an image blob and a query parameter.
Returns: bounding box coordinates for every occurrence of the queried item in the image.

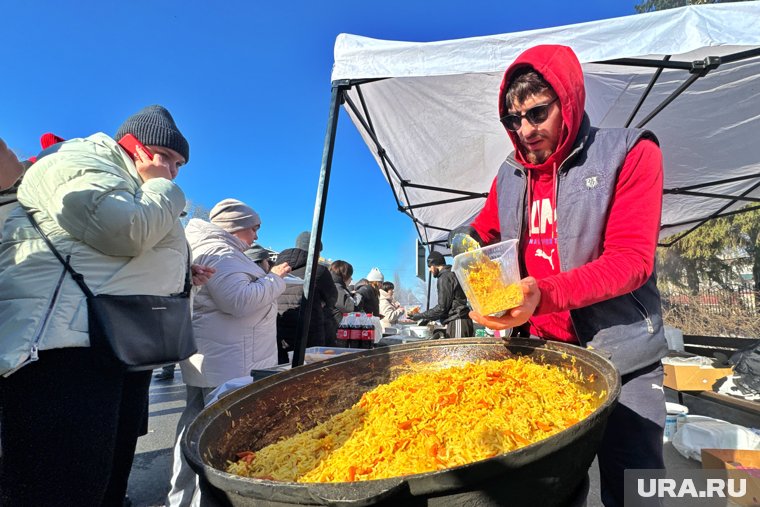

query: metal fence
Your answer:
[659,285,760,338]
[661,285,757,315]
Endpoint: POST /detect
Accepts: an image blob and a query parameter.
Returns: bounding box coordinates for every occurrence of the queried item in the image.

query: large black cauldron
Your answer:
[183,338,621,506]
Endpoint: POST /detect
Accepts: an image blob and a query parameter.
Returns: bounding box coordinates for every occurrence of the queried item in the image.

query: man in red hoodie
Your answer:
[453,45,668,506]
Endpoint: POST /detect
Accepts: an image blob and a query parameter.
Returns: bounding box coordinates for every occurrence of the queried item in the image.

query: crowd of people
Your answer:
[0,105,439,506]
[0,42,669,507]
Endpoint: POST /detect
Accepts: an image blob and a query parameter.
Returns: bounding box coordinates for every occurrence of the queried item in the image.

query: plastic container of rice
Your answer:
[452,239,523,317]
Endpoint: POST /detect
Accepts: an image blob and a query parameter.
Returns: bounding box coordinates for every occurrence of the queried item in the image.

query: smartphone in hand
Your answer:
[118,134,154,160]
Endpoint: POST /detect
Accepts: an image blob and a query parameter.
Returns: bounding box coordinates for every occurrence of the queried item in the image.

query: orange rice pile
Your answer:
[227,357,600,483]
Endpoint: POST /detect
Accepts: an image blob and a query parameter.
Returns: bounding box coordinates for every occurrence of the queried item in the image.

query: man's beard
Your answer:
[525,148,551,165]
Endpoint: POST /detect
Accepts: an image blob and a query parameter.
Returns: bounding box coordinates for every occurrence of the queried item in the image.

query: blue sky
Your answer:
[1,0,638,292]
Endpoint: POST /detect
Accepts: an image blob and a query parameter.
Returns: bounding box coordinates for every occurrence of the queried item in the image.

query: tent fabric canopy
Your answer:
[331,3,760,251]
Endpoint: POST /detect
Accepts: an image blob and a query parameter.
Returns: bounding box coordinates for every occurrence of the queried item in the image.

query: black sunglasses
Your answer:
[500,97,559,131]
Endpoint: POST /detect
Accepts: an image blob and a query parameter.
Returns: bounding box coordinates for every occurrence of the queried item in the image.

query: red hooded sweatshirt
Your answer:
[471,45,663,343]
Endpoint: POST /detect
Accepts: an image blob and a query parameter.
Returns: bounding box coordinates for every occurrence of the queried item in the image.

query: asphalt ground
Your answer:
[126,369,699,507]
[127,368,185,506]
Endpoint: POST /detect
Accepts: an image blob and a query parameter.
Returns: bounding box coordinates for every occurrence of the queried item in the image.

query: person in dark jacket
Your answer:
[325,260,358,344]
[275,232,337,363]
[409,251,473,337]
[354,267,383,319]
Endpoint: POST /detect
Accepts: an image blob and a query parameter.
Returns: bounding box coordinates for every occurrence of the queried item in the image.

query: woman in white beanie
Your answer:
[166,198,291,507]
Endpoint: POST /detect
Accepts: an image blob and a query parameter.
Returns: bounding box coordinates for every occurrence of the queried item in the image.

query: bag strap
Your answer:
[25,211,95,298]
[177,246,193,297]
[26,210,193,298]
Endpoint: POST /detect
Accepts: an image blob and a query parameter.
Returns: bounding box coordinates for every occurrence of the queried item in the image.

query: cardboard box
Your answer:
[701,449,760,506]
[662,361,733,391]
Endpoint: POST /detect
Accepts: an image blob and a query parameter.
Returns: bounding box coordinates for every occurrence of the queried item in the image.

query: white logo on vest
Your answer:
[585,176,598,189]
[535,248,555,270]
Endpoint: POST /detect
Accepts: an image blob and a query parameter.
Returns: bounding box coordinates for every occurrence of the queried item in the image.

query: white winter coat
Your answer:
[180,219,285,387]
[379,289,405,329]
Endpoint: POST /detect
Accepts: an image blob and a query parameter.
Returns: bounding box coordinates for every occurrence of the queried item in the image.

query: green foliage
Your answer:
[658,206,760,292]
[635,0,748,14]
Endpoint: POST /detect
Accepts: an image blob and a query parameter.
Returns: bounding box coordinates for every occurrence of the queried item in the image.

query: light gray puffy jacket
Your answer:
[0,133,188,376]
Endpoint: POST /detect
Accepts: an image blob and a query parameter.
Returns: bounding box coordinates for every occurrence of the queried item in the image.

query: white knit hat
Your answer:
[366,267,384,282]
[209,198,261,233]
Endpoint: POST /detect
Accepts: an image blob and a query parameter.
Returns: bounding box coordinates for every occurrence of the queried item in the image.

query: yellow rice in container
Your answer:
[227,356,600,483]
[462,256,523,315]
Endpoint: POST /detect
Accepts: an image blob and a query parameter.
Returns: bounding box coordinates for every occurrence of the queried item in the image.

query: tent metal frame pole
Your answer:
[660,204,760,247]
[662,204,760,232]
[345,88,408,213]
[344,90,488,252]
[597,57,694,71]
[720,47,760,64]
[402,194,489,211]
[343,92,408,189]
[415,223,451,233]
[599,50,760,130]
[342,82,439,309]
[624,55,670,128]
[634,71,706,128]
[401,181,488,198]
[667,173,760,192]
[663,190,760,204]
[659,176,760,247]
[601,48,760,246]
[342,86,457,254]
[292,84,344,368]
[340,47,760,251]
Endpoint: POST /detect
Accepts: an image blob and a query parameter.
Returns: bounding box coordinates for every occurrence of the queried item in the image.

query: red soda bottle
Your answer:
[366,313,375,349]
[349,312,363,349]
[360,313,371,349]
[336,313,349,348]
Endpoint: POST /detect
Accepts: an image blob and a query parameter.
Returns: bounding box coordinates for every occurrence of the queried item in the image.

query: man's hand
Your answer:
[135,146,172,182]
[0,138,23,190]
[408,313,423,321]
[270,262,292,278]
[469,276,541,330]
[191,264,216,287]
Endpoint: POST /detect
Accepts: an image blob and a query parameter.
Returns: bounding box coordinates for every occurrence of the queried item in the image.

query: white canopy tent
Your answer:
[330,2,760,251]
[292,2,760,365]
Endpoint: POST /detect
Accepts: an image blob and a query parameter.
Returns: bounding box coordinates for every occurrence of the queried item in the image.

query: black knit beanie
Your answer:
[427,251,446,267]
[115,105,190,163]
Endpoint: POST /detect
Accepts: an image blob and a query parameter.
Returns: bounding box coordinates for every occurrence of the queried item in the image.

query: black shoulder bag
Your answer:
[27,212,197,371]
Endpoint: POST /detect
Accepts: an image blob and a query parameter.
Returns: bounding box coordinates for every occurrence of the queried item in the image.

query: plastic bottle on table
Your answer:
[349,312,363,349]
[365,313,375,348]
[360,313,373,349]
[336,313,350,348]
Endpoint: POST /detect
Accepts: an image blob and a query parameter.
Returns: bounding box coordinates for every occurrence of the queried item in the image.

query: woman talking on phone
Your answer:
[0,105,213,505]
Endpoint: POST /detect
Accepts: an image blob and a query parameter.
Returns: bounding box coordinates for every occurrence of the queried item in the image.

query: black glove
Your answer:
[448,226,485,256]
[729,340,760,395]
[711,352,731,369]
[409,313,423,321]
